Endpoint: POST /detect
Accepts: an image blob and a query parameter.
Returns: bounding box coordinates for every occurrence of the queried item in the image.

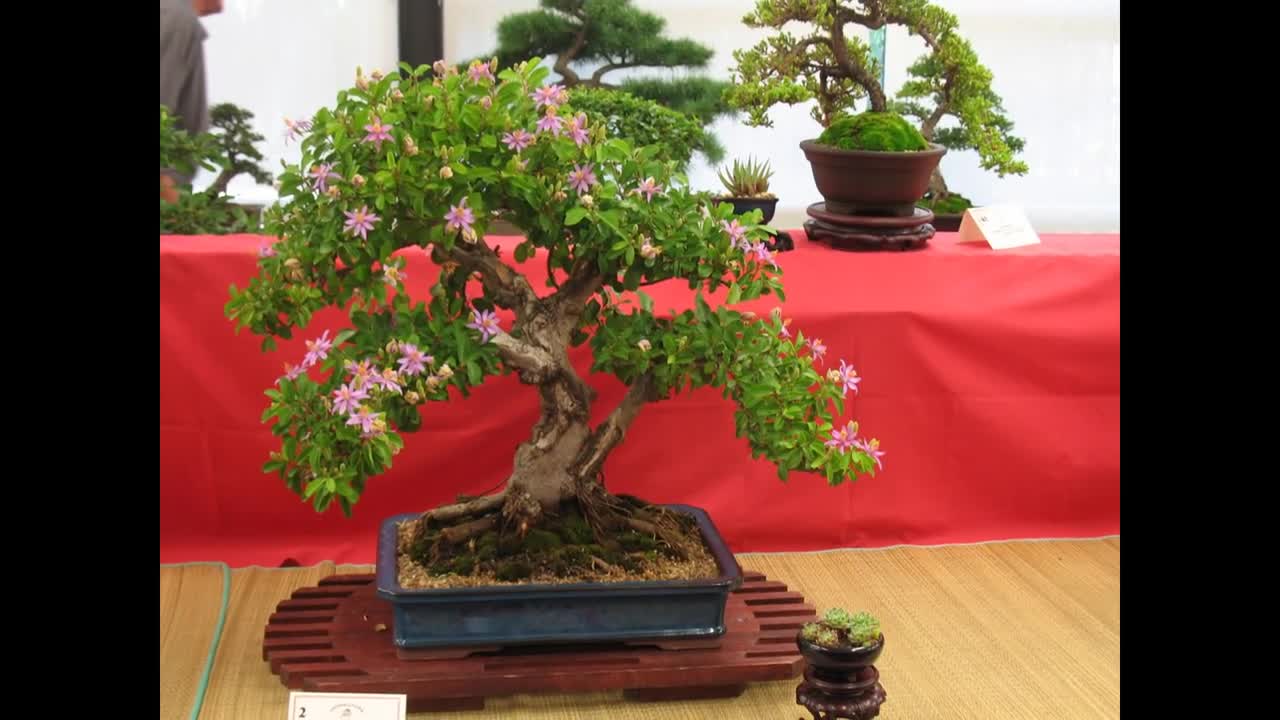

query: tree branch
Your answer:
[570,372,658,482]
[589,62,639,85]
[832,9,886,111]
[491,333,556,381]
[554,24,589,86]
[447,242,539,317]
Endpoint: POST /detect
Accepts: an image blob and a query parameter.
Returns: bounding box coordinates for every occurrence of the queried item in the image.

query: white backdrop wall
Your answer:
[194,0,1119,232]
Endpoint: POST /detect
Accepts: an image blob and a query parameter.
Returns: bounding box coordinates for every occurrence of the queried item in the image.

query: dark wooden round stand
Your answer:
[796,665,887,719]
[803,202,935,251]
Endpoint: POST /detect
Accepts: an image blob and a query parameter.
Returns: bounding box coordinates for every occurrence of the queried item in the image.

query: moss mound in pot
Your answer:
[817,112,929,153]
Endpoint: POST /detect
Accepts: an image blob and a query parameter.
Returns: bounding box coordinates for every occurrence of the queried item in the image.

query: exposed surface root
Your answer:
[395,492,717,590]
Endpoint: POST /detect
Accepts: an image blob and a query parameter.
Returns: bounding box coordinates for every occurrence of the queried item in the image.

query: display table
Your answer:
[160,231,1119,566]
[159,538,1120,719]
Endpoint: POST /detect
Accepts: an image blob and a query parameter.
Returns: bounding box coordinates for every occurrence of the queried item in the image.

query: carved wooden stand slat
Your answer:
[263,570,816,713]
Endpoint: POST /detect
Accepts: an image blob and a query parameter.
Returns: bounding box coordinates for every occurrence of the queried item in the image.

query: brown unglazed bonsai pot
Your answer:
[800,140,946,217]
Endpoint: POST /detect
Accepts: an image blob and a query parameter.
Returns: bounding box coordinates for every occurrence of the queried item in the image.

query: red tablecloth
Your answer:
[160,231,1119,566]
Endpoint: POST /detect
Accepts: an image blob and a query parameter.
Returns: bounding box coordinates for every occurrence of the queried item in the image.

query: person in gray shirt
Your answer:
[160,0,222,199]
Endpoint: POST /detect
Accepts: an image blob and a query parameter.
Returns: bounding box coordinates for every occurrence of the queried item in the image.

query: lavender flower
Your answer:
[750,240,778,269]
[258,242,277,258]
[531,84,566,109]
[372,368,402,394]
[502,129,534,152]
[308,164,340,193]
[277,363,304,385]
[567,163,597,195]
[468,308,502,342]
[346,359,375,390]
[283,117,312,143]
[536,109,563,136]
[825,421,859,453]
[807,337,827,364]
[362,116,393,151]
[855,438,885,469]
[343,206,380,240]
[302,330,333,368]
[567,113,589,146]
[632,177,661,202]
[467,60,495,84]
[722,219,747,248]
[346,406,382,435]
[444,197,475,234]
[397,344,431,376]
[836,360,861,397]
[331,383,369,415]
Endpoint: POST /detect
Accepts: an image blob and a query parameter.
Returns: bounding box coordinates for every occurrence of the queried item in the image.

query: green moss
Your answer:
[557,510,595,546]
[495,559,533,581]
[817,112,928,152]
[618,530,660,553]
[408,529,440,567]
[475,532,498,561]
[821,608,882,647]
[523,529,563,553]
[449,556,475,575]
[918,192,973,215]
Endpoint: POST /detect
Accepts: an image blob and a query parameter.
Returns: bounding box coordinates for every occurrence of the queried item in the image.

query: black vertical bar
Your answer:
[398,0,445,71]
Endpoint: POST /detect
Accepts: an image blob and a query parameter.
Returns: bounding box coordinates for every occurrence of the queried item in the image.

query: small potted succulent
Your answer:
[798,608,884,680]
[713,156,777,225]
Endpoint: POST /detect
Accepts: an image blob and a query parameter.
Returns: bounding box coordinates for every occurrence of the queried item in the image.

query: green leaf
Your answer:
[637,290,654,314]
[565,207,589,226]
[467,362,483,386]
[727,283,742,305]
[334,329,356,346]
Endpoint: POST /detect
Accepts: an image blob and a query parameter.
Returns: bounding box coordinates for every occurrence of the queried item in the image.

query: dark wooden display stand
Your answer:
[797,666,888,719]
[263,570,816,712]
[803,202,935,251]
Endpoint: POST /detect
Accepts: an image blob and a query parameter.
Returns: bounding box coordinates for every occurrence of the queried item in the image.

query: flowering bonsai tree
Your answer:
[160,102,274,234]
[225,59,883,581]
[725,0,1026,212]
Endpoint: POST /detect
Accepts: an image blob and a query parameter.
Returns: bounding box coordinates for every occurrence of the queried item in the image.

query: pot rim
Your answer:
[799,139,947,160]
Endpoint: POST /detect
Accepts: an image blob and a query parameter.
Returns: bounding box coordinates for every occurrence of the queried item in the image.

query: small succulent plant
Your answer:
[801,608,881,649]
[715,156,774,198]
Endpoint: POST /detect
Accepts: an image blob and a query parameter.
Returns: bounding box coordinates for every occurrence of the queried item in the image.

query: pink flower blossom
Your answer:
[343,206,380,240]
[502,129,534,152]
[331,383,369,415]
[444,197,475,234]
[362,116,394,151]
[531,84,567,108]
[632,177,661,202]
[302,330,333,368]
[309,164,340,193]
[855,438,885,469]
[825,421,858,453]
[468,307,502,342]
[397,344,432,376]
[567,163,597,195]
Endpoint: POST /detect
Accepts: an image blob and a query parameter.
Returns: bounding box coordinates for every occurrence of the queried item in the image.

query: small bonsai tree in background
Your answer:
[225,58,884,585]
[483,0,732,163]
[726,0,1027,210]
[160,102,275,234]
[802,608,882,649]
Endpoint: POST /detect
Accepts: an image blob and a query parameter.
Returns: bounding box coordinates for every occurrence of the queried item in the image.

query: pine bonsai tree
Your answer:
[160,102,274,234]
[483,0,732,163]
[224,58,884,583]
[725,0,1026,211]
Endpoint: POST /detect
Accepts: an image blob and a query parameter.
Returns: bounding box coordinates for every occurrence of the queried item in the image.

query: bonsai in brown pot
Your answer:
[726,0,1025,248]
